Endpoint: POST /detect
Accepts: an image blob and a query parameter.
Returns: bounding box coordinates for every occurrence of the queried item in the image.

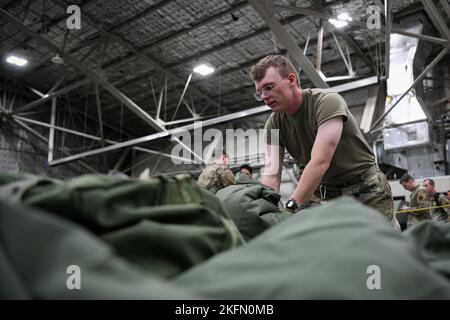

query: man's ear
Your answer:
[288,73,297,86]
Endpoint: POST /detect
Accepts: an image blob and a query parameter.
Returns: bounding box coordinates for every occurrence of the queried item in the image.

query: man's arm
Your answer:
[290,117,343,204]
[261,144,284,192]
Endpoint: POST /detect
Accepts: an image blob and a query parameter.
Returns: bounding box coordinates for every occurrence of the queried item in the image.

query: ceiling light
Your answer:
[329,12,352,29]
[193,64,215,76]
[6,55,28,67]
[329,18,348,28]
[337,13,352,22]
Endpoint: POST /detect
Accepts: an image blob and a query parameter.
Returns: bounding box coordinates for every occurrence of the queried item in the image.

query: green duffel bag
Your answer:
[0,172,242,278]
[174,196,450,299]
[404,220,450,280]
[0,201,200,299]
[216,173,290,241]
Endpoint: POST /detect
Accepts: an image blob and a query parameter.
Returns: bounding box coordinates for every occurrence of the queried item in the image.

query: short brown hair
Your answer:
[399,173,414,184]
[250,55,299,83]
[424,178,435,186]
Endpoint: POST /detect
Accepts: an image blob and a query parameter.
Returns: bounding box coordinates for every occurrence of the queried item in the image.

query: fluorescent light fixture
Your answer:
[329,18,348,28]
[193,64,215,76]
[337,13,352,22]
[329,12,352,29]
[6,55,28,67]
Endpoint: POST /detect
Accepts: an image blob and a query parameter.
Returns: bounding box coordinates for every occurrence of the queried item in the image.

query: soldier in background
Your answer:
[197,152,235,194]
[238,164,253,178]
[399,174,431,227]
[423,178,449,223]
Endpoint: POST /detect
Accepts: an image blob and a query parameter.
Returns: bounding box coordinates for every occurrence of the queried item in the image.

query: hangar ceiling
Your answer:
[0,0,449,172]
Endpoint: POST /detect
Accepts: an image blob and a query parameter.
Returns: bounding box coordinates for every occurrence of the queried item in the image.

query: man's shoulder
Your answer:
[265,112,283,128]
[308,88,346,105]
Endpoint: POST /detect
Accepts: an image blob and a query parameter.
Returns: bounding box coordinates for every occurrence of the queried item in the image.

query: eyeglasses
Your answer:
[254,77,287,101]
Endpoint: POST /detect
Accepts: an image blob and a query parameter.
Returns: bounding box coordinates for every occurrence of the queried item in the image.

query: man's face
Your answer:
[240,168,252,177]
[254,67,291,112]
[422,180,434,194]
[401,180,415,191]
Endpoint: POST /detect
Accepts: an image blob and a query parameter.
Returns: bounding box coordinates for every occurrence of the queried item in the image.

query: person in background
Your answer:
[197,152,235,194]
[423,178,449,223]
[238,164,253,178]
[399,174,431,227]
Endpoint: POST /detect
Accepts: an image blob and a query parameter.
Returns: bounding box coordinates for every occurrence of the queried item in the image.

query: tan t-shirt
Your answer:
[265,88,375,186]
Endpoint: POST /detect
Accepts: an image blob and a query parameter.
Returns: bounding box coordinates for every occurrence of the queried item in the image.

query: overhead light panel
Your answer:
[329,12,352,29]
[193,64,215,76]
[337,13,352,22]
[6,55,28,67]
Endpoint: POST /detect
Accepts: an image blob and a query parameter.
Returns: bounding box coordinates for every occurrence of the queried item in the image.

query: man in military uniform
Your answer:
[197,152,235,194]
[238,164,253,178]
[399,174,431,227]
[423,178,449,223]
[251,55,397,228]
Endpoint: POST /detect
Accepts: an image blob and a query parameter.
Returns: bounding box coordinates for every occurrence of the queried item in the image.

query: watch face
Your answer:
[287,200,294,208]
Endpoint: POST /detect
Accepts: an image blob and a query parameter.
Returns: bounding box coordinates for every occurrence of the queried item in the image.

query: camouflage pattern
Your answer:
[197,164,236,194]
[428,193,449,223]
[408,186,431,227]
[314,169,400,230]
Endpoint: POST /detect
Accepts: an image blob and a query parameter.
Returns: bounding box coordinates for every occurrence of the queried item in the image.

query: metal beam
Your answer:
[248,0,328,88]
[360,86,380,134]
[331,32,352,75]
[279,2,374,70]
[48,105,272,166]
[330,75,378,93]
[14,80,90,114]
[335,29,374,69]
[94,85,104,139]
[47,74,380,167]
[12,118,99,174]
[68,12,309,105]
[47,97,57,163]
[113,148,130,171]
[275,3,449,46]
[427,95,450,108]
[384,0,392,79]
[0,8,164,131]
[316,21,324,72]
[369,48,449,133]
[49,2,222,112]
[172,73,193,121]
[13,115,195,164]
[440,0,450,21]
[422,0,450,41]
[391,28,449,45]
[61,1,248,72]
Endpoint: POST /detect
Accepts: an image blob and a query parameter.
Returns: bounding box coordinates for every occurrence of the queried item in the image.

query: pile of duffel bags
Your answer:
[1,171,450,299]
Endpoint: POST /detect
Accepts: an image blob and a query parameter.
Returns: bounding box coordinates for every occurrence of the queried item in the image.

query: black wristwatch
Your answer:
[286,199,298,211]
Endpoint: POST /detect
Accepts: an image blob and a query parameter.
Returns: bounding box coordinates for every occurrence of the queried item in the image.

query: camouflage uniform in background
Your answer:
[314,167,400,230]
[428,193,449,223]
[407,185,431,227]
[197,164,235,194]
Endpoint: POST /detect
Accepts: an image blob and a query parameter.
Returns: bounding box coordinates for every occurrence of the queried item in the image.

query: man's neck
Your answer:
[285,88,303,116]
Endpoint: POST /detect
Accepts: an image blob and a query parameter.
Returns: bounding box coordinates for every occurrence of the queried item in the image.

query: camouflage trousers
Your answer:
[315,168,400,230]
